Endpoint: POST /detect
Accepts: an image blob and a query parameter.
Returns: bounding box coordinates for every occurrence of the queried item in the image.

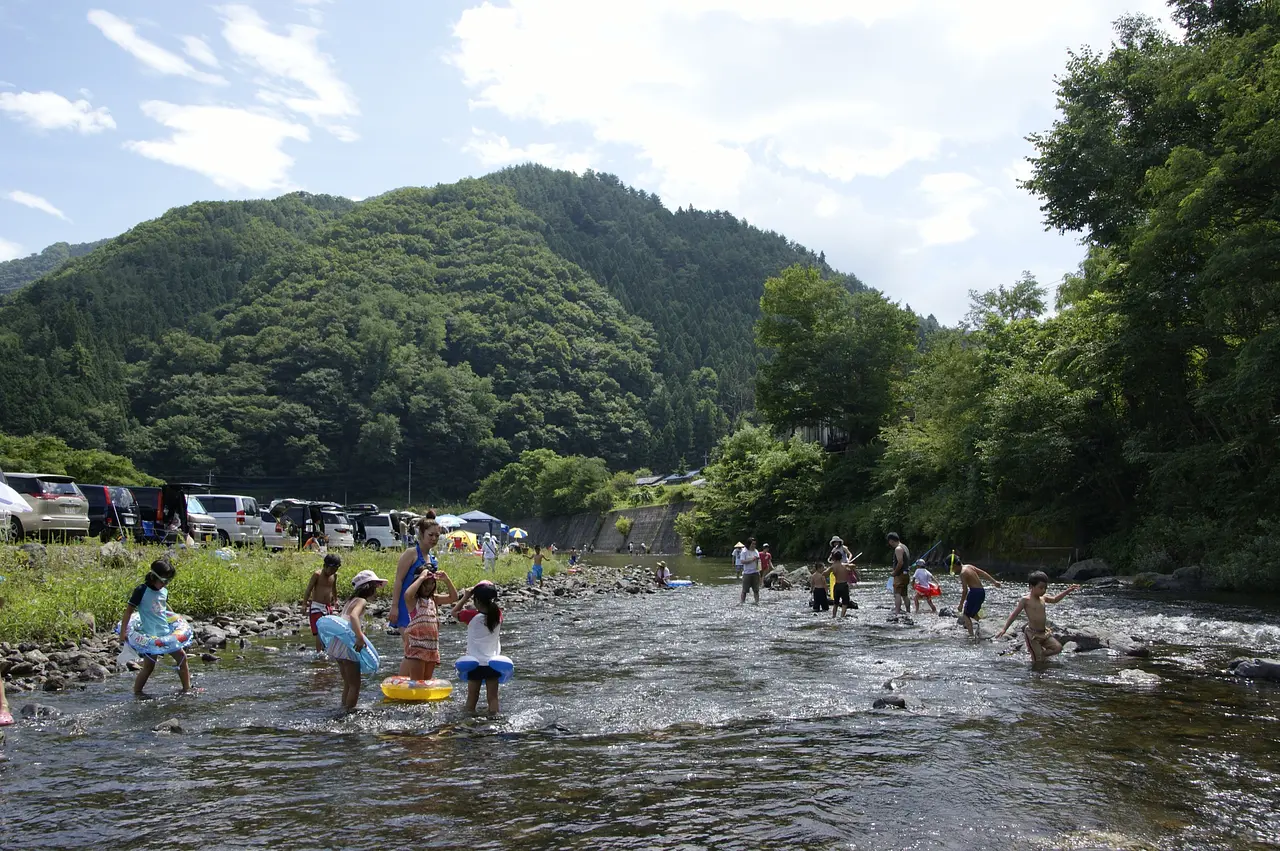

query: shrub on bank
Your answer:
[0,543,552,643]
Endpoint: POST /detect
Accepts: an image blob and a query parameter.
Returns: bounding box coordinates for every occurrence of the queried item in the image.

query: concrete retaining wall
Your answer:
[512,502,694,555]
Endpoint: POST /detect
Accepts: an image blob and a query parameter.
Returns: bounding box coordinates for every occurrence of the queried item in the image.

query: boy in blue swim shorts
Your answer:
[958,562,1001,637]
[526,545,545,587]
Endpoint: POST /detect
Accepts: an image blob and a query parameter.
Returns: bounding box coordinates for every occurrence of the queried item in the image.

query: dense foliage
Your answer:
[0,239,108,295]
[680,1,1280,586]
[0,433,160,486]
[1,170,833,502]
[469,449,615,518]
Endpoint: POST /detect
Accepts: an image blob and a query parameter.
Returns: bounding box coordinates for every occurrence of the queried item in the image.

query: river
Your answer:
[2,555,1278,850]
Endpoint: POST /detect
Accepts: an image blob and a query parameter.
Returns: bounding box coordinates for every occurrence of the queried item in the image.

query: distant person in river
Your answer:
[738,538,762,604]
[810,565,830,612]
[401,566,457,681]
[303,553,341,652]
[390,513,442,675]
[829,536,853,563]
[453,582,505,717]
[996,572,1081,662]
[912,560,940,614]
[887,533,911,615]
[695,545,703,557]
[762,545,792,589]
[732,542,745,577]
[827,551,858,618]
[957,562,1002,637]
[654,560,672,587]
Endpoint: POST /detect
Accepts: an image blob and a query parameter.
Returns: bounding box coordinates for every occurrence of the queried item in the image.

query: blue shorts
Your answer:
[963,587,986,617]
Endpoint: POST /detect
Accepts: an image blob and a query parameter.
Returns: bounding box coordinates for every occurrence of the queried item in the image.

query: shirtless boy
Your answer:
[304,553,341,652]
[957,562,1001,637]
[827,552,859,619]
[996,572,1081,661]
[810,565,830,612]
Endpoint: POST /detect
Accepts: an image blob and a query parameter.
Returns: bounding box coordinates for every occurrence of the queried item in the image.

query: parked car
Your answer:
[4,473,89,541]
[186,496,218,543]
[350,508,401,550]
[270,500,354,550]
[80,484,140,541]
[260,509,287,551]
[197,494,263,547]
[131,483,197,543]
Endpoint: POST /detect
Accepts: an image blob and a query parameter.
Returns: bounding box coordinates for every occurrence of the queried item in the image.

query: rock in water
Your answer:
[20,703,61,719]
[152,719,184,734]
[1118,669,1162,686]
[872,696,907,709]
[1062,558,1113,582]
[1229,657,1280,681]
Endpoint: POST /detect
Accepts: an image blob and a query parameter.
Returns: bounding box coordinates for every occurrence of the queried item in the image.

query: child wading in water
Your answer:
[329,569,387,713]
[119,559,192,696]
[826,551,859,618]
[453,581,505,717]
[303,553,341,652]
[996,572,1082,662]
[401,568,457,680]
[810,565,830,612]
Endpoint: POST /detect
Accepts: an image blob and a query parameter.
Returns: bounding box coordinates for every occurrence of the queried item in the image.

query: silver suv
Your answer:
[197,494,263,547]
[5,473,89,540]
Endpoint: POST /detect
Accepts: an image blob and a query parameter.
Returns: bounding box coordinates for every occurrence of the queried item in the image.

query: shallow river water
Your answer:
[2,556,1279,850]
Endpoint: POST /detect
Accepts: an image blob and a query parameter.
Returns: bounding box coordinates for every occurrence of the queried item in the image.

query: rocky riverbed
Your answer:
[0,563,664,698]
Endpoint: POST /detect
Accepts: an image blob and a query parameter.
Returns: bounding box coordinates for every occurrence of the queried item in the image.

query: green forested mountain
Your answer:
[486,166,863,464]
[0,239,110,295]
[0,169,856,500]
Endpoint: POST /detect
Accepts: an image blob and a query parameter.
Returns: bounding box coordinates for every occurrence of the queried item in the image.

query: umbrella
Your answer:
[509,528,528,539]
[435,514,465,529]
[0,481,32,514]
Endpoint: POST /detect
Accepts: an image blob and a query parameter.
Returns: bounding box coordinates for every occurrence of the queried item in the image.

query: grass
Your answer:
[0,542,556,644]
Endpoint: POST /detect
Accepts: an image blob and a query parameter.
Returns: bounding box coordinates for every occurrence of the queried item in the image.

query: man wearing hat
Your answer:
[654,560,672,587]
[481,532,499,572]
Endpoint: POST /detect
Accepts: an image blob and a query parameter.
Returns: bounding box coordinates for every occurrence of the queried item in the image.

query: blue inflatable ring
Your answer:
[316,614,380,674]
[455,654,514,684]
[126,611,194,656]
[666,579,693,587]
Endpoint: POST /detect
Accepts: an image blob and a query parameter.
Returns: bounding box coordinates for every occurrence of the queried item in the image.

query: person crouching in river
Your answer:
[995,572,1081,661]
[957,562,1002,637]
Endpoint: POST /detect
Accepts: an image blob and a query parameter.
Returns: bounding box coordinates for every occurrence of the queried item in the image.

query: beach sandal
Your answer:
[0,709,14,726]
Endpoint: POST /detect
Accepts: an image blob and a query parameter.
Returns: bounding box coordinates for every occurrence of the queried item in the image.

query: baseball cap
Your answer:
[351,569,388,588]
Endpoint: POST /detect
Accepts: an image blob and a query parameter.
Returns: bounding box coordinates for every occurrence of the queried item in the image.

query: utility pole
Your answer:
[407,459,413,508]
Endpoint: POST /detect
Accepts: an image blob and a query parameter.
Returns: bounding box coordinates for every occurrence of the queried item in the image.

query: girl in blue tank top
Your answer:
[390,513,443,676]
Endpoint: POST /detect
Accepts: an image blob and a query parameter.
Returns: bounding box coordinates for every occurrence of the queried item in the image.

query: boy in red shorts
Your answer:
[304,554,341,652]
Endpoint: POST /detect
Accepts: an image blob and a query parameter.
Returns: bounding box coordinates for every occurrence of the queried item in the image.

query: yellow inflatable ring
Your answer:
[380,676,453,702]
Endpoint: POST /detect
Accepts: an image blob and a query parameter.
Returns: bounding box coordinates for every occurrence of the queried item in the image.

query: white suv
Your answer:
[196,494,263,547]
[352,511,401,550]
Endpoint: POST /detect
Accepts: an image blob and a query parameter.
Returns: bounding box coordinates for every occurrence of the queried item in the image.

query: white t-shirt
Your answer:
[740,548,762,575]
[657,566,671,581]
[913,567,934,587]
[733,547,743,567]
[459,609,502,663]
[482,538,498,559]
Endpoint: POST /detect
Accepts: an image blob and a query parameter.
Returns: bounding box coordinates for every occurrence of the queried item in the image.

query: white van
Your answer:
[352,511,401,550]
[197,494,263,547]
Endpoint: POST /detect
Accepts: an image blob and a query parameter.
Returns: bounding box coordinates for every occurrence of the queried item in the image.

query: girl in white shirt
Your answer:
[452,582,508,716]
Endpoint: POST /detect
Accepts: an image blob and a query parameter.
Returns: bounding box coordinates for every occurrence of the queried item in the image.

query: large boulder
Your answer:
[199,625,228,649]
[1229,657,1280,681]
[1062,558,1113,582]
[1054,627,1149,657]
[1132,572,1177,591]
[1168,565,1206,591]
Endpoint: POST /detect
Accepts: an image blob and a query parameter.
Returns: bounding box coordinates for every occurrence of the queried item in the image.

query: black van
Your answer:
[80,484,140,541]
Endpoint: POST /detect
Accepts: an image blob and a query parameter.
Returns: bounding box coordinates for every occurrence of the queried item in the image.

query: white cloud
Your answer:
[913,173,997,247]
[0,238,23,262]
[0,90,116,133]
[181,35,220,68]
[87,10,227,85]
[6,191,70,222]
[464,129,594,174]
[218,4,358,140]
[449,0,1169,321]
[126,101,309,192]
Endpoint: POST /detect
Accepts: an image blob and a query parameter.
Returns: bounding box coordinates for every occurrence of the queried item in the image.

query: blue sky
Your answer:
[0,0,1168,323]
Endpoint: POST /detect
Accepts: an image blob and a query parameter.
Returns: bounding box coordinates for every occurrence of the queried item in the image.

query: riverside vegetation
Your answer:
[2,1,1279,587]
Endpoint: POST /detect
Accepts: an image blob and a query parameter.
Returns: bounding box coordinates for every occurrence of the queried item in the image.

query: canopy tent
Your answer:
[445,529,478,552]
[459,509,502,538]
